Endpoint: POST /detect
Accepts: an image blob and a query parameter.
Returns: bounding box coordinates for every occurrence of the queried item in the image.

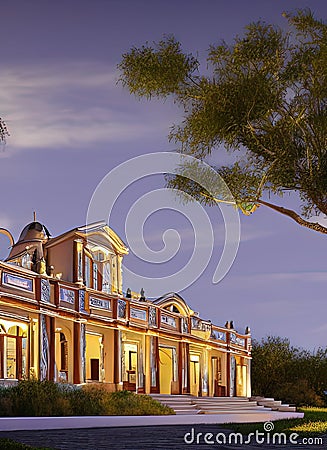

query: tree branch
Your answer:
[257,199,327,234]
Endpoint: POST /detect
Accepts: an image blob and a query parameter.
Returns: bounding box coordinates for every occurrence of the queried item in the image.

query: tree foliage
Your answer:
[0,118,9,143]
[119,9,327,233]
[251,336,327,406]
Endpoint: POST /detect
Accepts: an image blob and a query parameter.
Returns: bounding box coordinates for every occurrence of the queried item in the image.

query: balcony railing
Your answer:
[0,262,250,351]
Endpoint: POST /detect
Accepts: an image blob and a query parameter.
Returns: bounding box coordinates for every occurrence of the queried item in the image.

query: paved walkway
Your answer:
[0,410,304,431]
[0,424,326,449]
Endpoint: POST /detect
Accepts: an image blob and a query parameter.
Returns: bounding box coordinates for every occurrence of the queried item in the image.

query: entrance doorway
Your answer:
[123,343,138,391]
[85,332,103,382]
[236,364,247,396]
[159,347,173,394]
[211,356,225,396]
[0,325,27,380]
[190,354,200,396]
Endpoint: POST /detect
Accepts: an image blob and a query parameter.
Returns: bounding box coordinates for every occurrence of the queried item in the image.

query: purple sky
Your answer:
[0,0,326,349]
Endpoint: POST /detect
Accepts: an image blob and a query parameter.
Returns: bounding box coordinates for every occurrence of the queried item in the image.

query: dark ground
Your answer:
[0,425,326,450]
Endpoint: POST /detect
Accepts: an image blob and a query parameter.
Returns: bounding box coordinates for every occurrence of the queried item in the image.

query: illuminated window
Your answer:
[93,262,98,290]
[85,255,91,287]
[60,332,68,372]
[21,253,31,269]
[102,261,111,293]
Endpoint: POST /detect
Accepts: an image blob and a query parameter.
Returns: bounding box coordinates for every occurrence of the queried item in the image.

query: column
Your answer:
[226,331,231,397]
[39,314,49,381]
[0,334,4,378]
[182,342,190,394]
[202,348,209,397]
[113,329,122,387]
[73,322,82,384]
[246,359,251,397]
[48,316,55,381]
[145,335,151,394]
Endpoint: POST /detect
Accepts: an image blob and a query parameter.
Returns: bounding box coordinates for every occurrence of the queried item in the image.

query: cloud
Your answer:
[228,271,327,286]
[0,215,12,230]
[308,214,327,227]
[0,62,168,152]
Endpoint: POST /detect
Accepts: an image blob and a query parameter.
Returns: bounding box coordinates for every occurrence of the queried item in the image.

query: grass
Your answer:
[227,407,327,438]
[0,380,175,417]
[0,439,50,450]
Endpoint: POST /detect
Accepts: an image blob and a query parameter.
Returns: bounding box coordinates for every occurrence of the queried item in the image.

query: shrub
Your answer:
[0,380,72,417]
[274,380,325,407]
[0,381,174,417]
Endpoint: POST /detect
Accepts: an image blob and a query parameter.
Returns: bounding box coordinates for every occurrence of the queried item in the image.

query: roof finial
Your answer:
[33,211,36,222]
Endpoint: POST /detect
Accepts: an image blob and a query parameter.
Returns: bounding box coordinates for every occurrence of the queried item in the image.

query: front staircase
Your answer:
[150,394,296,415]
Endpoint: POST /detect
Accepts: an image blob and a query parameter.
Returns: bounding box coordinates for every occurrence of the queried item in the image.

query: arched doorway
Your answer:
[59,332,68,382]
[55,325,72,383]
[0,324,27,379]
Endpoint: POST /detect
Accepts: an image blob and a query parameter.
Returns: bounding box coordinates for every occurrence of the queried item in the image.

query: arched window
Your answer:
[60,332,68,373]
[21,253,31,269]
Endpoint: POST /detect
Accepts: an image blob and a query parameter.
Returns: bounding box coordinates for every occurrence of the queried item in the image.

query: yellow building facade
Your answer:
[0,220,251,397]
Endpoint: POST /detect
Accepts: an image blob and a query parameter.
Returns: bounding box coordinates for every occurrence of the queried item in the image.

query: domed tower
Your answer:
[6,220,51,274]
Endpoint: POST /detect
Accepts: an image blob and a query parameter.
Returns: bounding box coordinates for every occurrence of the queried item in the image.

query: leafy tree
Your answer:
[251,336,295,397]
[251,336,327,406]
[118,9,327,234]
[0,118,8,142]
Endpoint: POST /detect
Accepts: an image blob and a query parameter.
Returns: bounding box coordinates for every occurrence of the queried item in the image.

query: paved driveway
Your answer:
[0,425,326,449]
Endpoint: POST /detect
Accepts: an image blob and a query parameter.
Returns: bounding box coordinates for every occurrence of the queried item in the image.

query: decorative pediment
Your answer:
[45,221,128,256]
[76,222,128,256]
[152,292,194,317]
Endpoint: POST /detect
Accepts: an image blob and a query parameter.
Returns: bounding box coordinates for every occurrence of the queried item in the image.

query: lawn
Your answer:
[228,407,327,438]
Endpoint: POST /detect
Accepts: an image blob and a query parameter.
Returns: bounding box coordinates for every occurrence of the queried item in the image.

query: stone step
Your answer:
[258,400,282,406]
[194,400,258,406]
[275,405,297,412]
[251,397,297,413]
[151,394,298,415]
[198,408,272,416]
[196,404,271,409]
[174,410,201,415]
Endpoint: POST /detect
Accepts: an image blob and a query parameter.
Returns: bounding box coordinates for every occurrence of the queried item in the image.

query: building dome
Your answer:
[6,221,51,265]
[17,221,51,243]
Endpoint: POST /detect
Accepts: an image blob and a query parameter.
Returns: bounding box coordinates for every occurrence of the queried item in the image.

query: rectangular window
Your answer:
[102,261,111,293]
[85,256,91,288]
[93,262,98,290]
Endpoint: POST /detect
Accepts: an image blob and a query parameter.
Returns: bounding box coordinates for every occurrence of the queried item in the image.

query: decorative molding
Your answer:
[230,332,245,347]
[148,306,157,327]
[130,307,146,321]
[40,279,51,303]
[118,299,126,318]
[2,272,33,292]
[211,330,226,342]
[161,314,176,328]
[59,287,75,305]
[78,290,87,312]
[181,317,188,334]
[89,296,111,311]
